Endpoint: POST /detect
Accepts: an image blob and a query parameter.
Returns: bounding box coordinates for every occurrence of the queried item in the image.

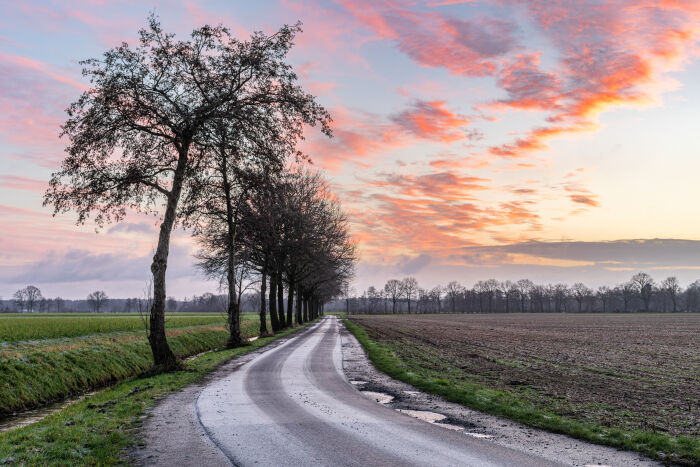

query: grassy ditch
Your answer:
[0,314,265,417]
[344,318,699,466]
[0,322,313,466]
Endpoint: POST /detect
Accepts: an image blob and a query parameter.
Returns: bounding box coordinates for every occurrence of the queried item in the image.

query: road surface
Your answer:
[195,316,563,466]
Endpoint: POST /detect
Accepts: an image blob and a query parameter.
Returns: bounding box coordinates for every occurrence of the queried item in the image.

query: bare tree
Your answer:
[571,283,591,312]
[17,286,43,313]
[597,286,612,313]
[384,279,402,314]
[87,291,108,313]
[12,288,27,312]
[430,286,443,313]
[445,281,462,313]
[631,273,654,312]
[401,277,419,313]
[515,279,533,313]
[477,279,499,313]
[661,276,681,312]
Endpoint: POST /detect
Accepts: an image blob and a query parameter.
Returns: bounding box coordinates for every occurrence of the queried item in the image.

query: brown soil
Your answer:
[351,313,700,437]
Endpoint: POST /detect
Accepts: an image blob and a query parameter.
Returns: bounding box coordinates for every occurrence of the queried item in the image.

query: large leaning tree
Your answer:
[44,15,330,367]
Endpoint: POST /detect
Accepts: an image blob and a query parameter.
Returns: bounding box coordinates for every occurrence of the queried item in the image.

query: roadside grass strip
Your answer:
[0,323,313,466]
[344,319,700,466]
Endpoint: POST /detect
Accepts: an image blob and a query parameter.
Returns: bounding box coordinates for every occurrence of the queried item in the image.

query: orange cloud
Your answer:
[483,0,700,158]
[391,100,470,143]
[304,100,473,170]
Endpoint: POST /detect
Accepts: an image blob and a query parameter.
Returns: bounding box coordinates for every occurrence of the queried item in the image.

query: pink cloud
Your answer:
[304,100,473,170]
[339,0,518,77]
[391,100,470,143]
[0,175,48,192]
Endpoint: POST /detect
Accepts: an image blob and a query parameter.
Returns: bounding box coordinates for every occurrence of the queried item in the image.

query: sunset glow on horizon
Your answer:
[2,0,700,298]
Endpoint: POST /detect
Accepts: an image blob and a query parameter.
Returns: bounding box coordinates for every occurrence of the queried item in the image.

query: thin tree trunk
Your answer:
[276,269,285,329]
[269,271,279,332]
[286,279,294,327]
[260,269,268,336]
[303,295,309,322]
[148,147,189,368]
[223,156,242,348]
[295,284,302,325]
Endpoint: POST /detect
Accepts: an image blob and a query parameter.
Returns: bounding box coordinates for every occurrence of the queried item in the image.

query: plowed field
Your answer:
[351,313,699,438]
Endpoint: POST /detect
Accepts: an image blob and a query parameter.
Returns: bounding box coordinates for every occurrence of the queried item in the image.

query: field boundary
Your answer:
[344,318,698,466]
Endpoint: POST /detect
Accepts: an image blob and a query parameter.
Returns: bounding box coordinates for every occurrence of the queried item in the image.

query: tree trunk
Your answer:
[269,271,279,332]
[223,163,242,348]
[295,284,302,325]
[286,279,294,327]
[148,146,189,369]
[303,295,309,322]
[276,269,285,329]
[260,269,268,336]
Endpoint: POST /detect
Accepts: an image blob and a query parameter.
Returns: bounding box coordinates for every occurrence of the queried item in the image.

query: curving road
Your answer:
[195,316,563,467]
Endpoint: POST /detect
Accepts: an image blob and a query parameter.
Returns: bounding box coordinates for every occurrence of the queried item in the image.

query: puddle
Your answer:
[350,380,367,385]
[397,409,475,433]
[361,391,394,404]
[464,432,493,439]
[434,422,464,431]
[397,409,447,423]
[0,391,99,433]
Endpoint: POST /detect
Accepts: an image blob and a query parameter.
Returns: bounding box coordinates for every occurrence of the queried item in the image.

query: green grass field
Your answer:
[0,312,229,342]
[0,312,267,417]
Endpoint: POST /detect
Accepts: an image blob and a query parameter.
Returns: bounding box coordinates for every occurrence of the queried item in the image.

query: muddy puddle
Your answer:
[396,408,488,435]
[361,391,394,404]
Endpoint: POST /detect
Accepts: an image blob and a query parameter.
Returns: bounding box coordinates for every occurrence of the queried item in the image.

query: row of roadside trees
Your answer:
[344,273,700,314]
[42,16,355,368]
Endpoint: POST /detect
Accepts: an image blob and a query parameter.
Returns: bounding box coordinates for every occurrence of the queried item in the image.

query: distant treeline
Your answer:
[335,273,700,314]
[0,286,263,315]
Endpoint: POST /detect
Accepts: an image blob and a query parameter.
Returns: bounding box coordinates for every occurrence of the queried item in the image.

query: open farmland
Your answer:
[349,313,700,464]
[0,313,229,342]
[0,313,266,417]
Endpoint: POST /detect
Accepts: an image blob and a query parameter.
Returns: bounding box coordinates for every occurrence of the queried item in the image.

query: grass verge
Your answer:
[1,315,266,417]
[0,322,313,466]
[344,319,699,466]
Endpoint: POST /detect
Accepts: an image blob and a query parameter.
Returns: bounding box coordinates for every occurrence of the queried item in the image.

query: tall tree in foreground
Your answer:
[44,16,329,366]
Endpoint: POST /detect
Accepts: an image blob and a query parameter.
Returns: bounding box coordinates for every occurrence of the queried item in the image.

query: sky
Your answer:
[2,0,700,299]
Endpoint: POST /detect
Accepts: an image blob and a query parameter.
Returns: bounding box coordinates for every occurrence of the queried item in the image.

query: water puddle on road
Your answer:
[396,409,486,435]
[464,432,493,439]
[350,380,367,385]
[397,409,447,423]
[361,391,394,404]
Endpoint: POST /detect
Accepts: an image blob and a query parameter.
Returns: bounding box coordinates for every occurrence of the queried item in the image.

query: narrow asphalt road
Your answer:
[196,316,563,466]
